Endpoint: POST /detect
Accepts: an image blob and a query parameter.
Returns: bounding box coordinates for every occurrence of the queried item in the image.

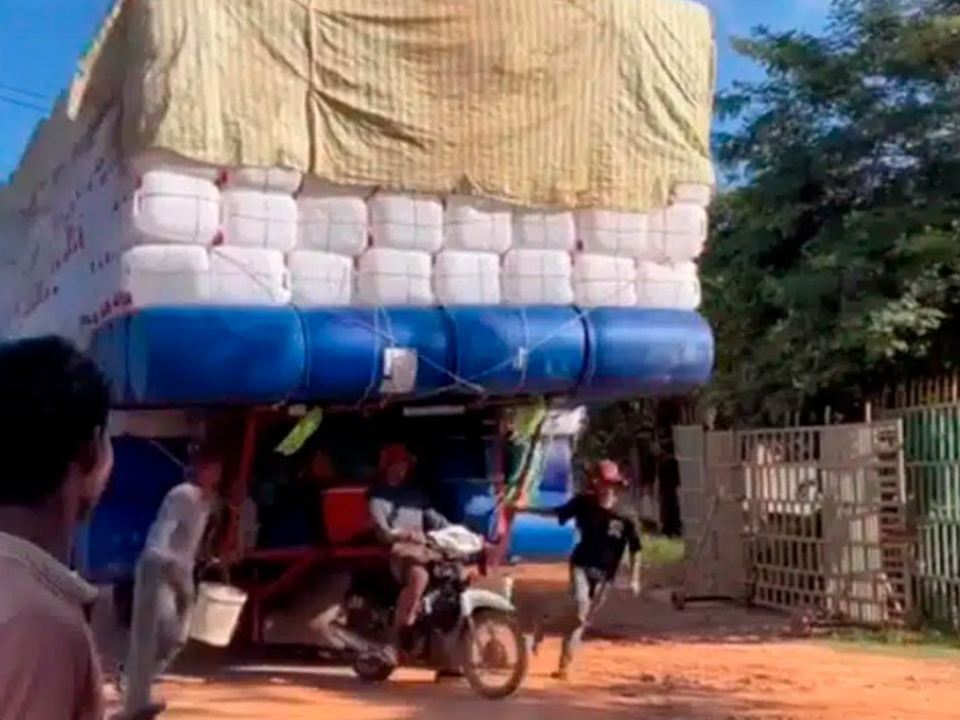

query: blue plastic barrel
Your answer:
[88,316,131,404]
[446,306,587,397]
[90,305,715,407]
[508,515,578,560]
[121,306,305,405]
[539,439,574,494]
[298,307,453,402]
[74,438,188,582]
[581,308,714,398]
[508,488,578,561]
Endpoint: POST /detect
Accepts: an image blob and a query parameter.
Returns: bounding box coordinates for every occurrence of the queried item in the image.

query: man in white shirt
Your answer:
[124,445,221,705]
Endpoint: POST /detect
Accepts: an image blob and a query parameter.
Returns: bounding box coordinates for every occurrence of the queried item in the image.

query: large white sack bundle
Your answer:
[573,254,638,307]
[123,170,221,246]
[221,166,303,195]
[501,249,573,305]
[81,245,207,333]
[512,209,576,251]
[221,189,298,252]
[297,181,369,256]
[636,260,701,310]
[647,203,708,262]
[357,248,433,305]
[78,165,124,252]
[287,250,354,306]
[118,245,211,307]
[209,247,291,305]
[433,250,501,305]
[671,182,713,208]
[443,197,512,254]
[369,192,443,253]
[576,210,650,257]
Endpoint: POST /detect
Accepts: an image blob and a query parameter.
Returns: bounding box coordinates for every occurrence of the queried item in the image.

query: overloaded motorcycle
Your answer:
[332,526,528,699]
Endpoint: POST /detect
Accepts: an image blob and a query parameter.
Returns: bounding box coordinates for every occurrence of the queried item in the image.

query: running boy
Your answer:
[526,459,641,680]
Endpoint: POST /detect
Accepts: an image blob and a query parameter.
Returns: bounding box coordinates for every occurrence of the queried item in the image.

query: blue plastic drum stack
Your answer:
[90,305,713,406]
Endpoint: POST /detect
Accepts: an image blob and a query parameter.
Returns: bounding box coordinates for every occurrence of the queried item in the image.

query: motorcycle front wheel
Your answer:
[352,653,395,684]
[462,609,528,700]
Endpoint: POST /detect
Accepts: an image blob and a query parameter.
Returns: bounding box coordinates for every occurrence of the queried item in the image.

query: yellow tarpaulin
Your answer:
[1,0,715,216]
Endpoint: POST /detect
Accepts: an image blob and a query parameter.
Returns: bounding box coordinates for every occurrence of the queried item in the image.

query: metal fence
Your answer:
[881,380,960,630]
[677,421,912,627]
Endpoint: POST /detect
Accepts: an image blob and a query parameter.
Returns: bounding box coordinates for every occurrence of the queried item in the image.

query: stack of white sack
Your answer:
[0,122,715,346]
[293,180,370,306]
[357,192,442,305]
[436,197,511,304]
[573,182,711,309]
[501,249,574,305]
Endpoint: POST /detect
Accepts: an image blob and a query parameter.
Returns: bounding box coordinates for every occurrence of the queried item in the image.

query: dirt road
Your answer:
[146,565,960,720]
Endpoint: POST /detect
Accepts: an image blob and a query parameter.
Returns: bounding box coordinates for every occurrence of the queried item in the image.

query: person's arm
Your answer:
[368,493,402,544]
[143,490,202,603]
[554,495,583,525]
[516,494,578,521]
[423,506,451,532]
[626,520,643,596]
[0,613,96,720]
[369,493,424,544]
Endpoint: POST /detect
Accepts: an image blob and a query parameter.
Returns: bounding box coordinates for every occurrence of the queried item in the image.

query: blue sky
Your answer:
[0,0,830,179]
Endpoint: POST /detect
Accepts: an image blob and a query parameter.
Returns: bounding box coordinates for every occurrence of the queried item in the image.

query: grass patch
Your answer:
[822,627,960,660]
[641,534,685,568]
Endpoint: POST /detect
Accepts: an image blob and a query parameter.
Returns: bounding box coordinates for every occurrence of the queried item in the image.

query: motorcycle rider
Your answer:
[367,443,452,665]
[524,459,642,680]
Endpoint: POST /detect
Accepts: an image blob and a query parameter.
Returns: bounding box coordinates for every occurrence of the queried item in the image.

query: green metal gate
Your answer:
[884,398,960,630]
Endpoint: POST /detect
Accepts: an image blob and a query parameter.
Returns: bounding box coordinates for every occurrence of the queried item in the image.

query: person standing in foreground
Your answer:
[525,460,642,680]
[0,336,162,720]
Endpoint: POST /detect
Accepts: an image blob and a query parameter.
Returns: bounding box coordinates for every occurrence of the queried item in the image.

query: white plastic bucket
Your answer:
[188,582,248,647]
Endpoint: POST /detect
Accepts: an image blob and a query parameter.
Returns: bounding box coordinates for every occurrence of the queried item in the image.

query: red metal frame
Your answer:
[245,546,388,644]
[221,410,263,564]
[210,407,516,644]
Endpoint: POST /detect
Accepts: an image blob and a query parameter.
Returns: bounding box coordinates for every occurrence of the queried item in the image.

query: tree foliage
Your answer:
[703,0,960,425]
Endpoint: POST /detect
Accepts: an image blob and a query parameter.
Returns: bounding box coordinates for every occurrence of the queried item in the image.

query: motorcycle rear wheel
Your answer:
[462,609,528,700]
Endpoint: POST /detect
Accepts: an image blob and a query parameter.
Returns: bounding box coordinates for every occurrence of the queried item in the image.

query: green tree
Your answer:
[704,0,960,425]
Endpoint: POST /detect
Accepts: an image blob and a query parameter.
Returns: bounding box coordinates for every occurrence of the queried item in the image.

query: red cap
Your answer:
[593,459,626,486]
[379,443,411,470]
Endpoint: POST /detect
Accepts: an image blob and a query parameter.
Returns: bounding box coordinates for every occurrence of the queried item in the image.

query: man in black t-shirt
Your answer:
[526,460,642,679]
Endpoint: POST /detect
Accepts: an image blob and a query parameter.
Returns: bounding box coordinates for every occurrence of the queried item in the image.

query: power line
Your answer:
[0,82,51,102]
[0,94,50,114]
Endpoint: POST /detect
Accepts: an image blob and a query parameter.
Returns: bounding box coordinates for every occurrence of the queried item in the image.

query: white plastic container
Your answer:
[501,249,574,305]
[444,197,512,254]
[188,582,249,647]
[222,166,303,195]
[647,203,708,262]
[119,245,211,307]
[357,248,433,305]
[221,189,298,252]
[287,250,354,306]
[209,247,291,305]
[369,192,443,253]
[297,182,369,256]
[512,209,576,251]
[573,254,638,307]
[128,171,221,245]
[636,260,701,310]
[576,210,649,257]
[433,251,501,305]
